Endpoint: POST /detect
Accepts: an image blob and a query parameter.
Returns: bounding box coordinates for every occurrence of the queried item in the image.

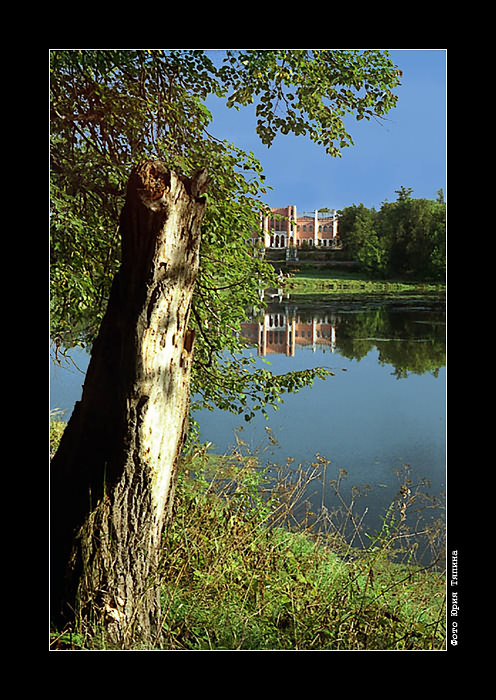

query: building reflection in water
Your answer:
[241,307,337,356]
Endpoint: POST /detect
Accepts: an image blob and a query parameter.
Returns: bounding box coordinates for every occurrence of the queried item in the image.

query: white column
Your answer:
[260,317,268,356]
[332,209,337,239]
[314,210,318,246]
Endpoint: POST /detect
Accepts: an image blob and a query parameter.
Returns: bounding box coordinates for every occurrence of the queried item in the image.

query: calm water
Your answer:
[196,296,446,545]
[50,295,446,547]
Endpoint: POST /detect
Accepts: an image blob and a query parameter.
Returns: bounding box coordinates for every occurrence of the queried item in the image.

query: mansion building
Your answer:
[258,206,339,249]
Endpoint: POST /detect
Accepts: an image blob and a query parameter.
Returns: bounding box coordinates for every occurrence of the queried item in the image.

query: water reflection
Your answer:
[220,298,446,559]
[241,300,445,378]
[242,309,337,356]
[50,296,446,562]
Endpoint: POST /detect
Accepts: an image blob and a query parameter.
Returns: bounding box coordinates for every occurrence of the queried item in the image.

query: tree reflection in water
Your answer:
[241,298,445,379]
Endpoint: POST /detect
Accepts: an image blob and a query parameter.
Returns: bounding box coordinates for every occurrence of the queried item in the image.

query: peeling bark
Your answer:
[50,161,209,645]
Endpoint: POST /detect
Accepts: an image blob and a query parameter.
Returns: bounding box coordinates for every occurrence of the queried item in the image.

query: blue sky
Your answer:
[204,49,446,212]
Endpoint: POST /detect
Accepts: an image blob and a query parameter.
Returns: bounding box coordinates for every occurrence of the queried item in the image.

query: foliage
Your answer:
[217,50,401,156]
[50,49,402,419]
[51,425,445,651]
[50,417,67,457]
[338,188,446,280]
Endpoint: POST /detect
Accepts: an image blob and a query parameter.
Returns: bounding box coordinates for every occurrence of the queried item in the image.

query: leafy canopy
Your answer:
[337,188,446,280]
[50,49,402,421]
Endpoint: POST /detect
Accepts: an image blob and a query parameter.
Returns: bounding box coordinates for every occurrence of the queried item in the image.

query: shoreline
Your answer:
[263,268,445,308]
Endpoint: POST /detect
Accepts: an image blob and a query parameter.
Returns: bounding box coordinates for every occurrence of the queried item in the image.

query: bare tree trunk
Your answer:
[50,161,208,647]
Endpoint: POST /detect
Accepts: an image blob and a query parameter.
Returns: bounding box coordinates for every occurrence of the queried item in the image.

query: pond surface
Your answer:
[195,295,446,548]
[50,294,446,553]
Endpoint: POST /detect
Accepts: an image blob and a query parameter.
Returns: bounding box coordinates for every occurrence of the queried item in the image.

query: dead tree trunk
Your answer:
[50,161,209,646]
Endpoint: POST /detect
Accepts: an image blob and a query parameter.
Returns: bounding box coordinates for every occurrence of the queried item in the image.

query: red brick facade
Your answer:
[258,206,339,249]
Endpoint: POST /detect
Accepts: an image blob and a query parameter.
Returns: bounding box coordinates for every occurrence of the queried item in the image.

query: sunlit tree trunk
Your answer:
[50,161,208,646]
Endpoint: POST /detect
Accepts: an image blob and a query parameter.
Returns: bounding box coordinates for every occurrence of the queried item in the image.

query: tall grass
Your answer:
[50,422,446,651]
[158,436,446,651]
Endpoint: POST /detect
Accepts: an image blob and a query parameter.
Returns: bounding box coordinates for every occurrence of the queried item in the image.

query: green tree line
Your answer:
[338,187,446,280]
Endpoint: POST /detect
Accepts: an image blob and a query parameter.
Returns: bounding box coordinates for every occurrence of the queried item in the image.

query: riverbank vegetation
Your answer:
[283,268,445,297]
[50,422,446,651]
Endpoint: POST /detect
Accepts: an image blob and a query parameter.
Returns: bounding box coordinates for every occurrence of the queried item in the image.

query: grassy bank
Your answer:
[283,268,445,297]
[50,425,446,651]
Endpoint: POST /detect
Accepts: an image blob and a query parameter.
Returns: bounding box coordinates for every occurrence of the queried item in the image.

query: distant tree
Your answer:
[357,232,390,278]
[377,191,446,279]
[336,204,373,257]
[394,185,414,202]
[338,188,445,280]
